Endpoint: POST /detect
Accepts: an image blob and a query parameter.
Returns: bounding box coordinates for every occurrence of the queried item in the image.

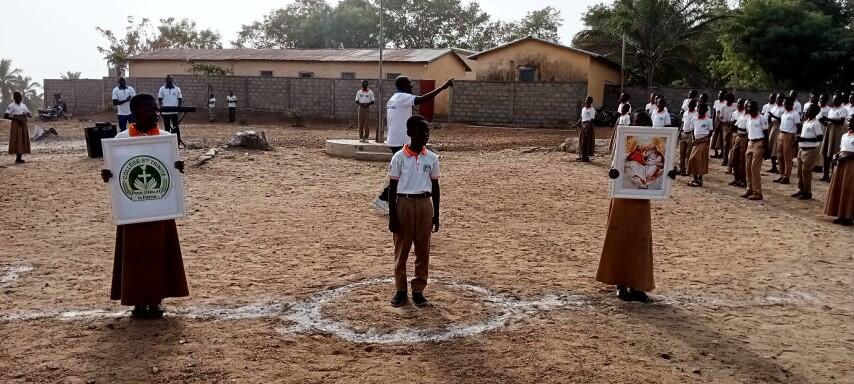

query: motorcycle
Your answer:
[38,101,68,121]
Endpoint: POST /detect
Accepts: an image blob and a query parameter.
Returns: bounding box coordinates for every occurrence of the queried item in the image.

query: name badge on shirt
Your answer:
[422,164,433,173]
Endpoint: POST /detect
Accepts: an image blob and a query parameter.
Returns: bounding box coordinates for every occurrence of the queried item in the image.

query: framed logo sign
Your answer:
[102,135,186,225]
[610,125,678,200]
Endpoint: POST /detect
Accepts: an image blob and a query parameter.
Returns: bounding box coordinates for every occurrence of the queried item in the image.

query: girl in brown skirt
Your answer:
[597,111,677,303]
[3,92,32,164]
[100,94,189,319]
[825,116,854,226]
[687,103,713,187]
[819,95,851,181]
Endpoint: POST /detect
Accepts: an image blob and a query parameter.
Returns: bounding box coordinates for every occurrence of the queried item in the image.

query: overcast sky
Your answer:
[0,0,608,85]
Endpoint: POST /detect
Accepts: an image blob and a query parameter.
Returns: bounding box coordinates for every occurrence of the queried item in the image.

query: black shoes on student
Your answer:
[792,191,813,200]
[390,291,429,307]
[390,291,408,307]
[832,218,853,226]
[131,305,165,319]
[773,177,790,184]
[617,286,649,303]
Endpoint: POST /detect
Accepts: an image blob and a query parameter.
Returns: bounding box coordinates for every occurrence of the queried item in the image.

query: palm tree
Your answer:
[0,59,22,106]
[60,71,82,80]
[13,75,43,110]
[572,0,727,86]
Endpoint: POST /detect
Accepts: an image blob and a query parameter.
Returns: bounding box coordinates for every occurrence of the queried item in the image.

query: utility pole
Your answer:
[376,0,384,143]
[620,35,626,93]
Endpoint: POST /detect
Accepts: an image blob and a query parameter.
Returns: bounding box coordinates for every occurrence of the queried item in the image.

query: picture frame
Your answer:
[102,135,187,225]
[610,125,679,200]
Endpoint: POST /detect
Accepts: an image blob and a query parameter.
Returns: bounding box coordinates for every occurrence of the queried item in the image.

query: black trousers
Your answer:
[228,107,236,123]
[162,114,180,133]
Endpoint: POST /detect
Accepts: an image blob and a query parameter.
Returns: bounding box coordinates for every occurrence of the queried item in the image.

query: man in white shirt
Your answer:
[774,97,801,184]
[681,89,698,112]
[651,98,671,127]
[158,75,184,147]
[112,77,136,132]
[617,92,631,114]
[789,90,802,114]
[645,93,658,116]
[793,104,823,200]
[578,96,597,162]
[226,91,238,123]
[373,75,453,214]
[679,99,698,175]
[208,93,216,123]
[743,101,770,201]
[355,80,376,143]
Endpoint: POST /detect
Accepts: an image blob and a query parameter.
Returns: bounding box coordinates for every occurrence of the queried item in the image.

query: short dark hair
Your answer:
[13,91,21,97]
[406,115,428,133]
[129,93,157,112]
[395,76,411,90]
[632,111,652,126]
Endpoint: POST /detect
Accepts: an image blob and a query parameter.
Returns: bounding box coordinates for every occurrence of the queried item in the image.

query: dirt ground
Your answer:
[0,116,851,384]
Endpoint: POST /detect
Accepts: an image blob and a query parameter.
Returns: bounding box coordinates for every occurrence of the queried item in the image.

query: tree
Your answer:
[573,0,727,86]
[13,75,42,110]
[60,71,82,80]
[189,63,234,76]
[233,0,335,48]
[1,59,22,106]
[380,0,491,48]
[97,16,222,76]
[468,6,563,51]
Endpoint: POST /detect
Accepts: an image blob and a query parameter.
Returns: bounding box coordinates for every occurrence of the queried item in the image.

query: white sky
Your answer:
[0,0,608,86]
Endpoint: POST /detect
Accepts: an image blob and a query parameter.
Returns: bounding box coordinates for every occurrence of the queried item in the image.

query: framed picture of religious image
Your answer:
[610,125,679,200]
[102,135,187,225]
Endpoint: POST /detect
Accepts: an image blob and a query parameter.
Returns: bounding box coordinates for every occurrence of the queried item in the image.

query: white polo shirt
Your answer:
[720,103,735,123]
[208,97,216,108]
[734,110,747,130]
[5,102,30,117]
[692,116,713,138]
[794,100,802,114]
[746,114,769,140]
[799,120,824,148]
[845,103,854,116]
[681,98,692,112]
[386,92,417,147]
[841,132,854,152]
[645,102,656,116]
[112,86,136,116]
[762,103,774,119]
[617,113,631,126]
[158,85,183,115]
[651,110,671,127]
[581,106,595,122]
[818,106,831,122]
[681,110,697,133]
[617,102,631,113]
[227,95,238,108]
[356,89,375,105]
[828,107,849,121]
[388,145,440,194]
[780,110,801,134]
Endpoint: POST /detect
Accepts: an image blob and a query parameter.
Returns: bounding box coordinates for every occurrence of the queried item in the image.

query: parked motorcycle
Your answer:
[38,101,67,121]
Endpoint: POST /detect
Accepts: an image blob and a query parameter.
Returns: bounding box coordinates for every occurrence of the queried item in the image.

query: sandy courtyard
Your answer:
[0,117,852,383]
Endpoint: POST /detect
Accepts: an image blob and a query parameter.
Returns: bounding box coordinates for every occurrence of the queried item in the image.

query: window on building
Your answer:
[518,67,537,81]
[259,70,273,77]
[386,73,401,80]
[341,72,356,80]
[299,71,315,78]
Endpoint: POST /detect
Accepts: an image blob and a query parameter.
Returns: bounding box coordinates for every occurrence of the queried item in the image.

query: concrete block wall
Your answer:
[450,81,586,127]
[45,76,420,121]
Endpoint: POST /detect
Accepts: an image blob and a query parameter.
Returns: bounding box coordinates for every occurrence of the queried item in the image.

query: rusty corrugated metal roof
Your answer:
[130,48,456,63]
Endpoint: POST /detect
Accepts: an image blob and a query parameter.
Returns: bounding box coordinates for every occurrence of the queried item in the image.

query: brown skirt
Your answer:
[596,198,654,291]
[825,158,854,219]
[111,220,189,305]
[768,121,781,156]
[8,119,31,155]
[821,122,844,158]
[687,138,710,175]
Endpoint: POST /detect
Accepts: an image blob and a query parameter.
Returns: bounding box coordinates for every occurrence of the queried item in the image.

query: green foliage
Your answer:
[0,59,41,109]
[233,0,562,50]
[97,16,222,76]
[60,71,82,80]
[189,63,234,77]
[573,0,728,87]
[0,59,22,106]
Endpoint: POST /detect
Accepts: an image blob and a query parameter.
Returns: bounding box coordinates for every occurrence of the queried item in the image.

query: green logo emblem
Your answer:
[119,156,170,201]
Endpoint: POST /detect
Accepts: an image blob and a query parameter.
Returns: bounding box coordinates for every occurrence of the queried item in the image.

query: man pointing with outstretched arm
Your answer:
[373,75,453,214]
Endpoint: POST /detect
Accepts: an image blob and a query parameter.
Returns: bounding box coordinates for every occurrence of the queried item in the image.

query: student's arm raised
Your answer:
[414,78,454,106]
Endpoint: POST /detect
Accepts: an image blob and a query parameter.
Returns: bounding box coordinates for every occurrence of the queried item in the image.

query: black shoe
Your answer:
[628,289,650,303]
[390,291,408,307]
[412,292,429,307]
[798,193,812,200]
[145,305,165,319]
[836,218,854,226]
[773,177,783,183]
[617,286,631,301]
[779,177,790,185]
[791,191,804,198]
[741,191,753,198]
[131,305,147,318]
[729,180,739,186]
[768,168,779,174]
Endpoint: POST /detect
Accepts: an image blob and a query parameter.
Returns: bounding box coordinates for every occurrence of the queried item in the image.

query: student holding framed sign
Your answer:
[100,93,189,319]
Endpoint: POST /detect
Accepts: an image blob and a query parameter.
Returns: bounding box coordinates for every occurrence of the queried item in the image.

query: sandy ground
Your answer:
[0,117,852,384]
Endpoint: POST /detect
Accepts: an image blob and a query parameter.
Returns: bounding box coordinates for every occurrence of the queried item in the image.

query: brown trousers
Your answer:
[746,141,765,195]
[797,147,819,194]
[731,134,748,182]
[579,121,595,158]
[710,119,723,150]
[393,197,433,292]
[358,105,371,140]
[678,132,694,171]
[778,132,796,177]
[721,123,735,164]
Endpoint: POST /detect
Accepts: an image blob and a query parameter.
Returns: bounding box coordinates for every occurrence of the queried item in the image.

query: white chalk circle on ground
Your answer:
[277,277,588,344]
[1,264,33,288]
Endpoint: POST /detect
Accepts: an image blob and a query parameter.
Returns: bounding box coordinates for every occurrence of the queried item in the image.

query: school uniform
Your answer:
[768,104,785,159]
[719,103,736,165]
[226,95,238,122]
[794,100,803,115]
[777,109,801,178]
[679,110,697,171]
[617,102,632,114]
[112,85,136,132]
[825,132,854,220]
[597,198,654,292]
[378,92,417,203]
[731,112,749,184]
[687,115,713,176]
[356,89,375,140]
[844,103,854,116]
[745,115,769,197]
[5,102,31,155]
[645,102,657,116]
[681,98,692,112]
[579,106,596,159]
[797,119,824,195]
[821,107,850,159]
[158,85,183,132]
[389,145,440,293]
[711,100,725,151]
[207,97,216,122]
[610,113,632,152]
[651,109,671,128]
[111,125,189,305]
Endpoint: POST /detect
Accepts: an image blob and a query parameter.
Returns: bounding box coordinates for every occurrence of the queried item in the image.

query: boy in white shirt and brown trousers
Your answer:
[793,104,824,200]
[743,100,770,201]
[578,96,596,162]
[774,97,801,184]
[388,115,441,307]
